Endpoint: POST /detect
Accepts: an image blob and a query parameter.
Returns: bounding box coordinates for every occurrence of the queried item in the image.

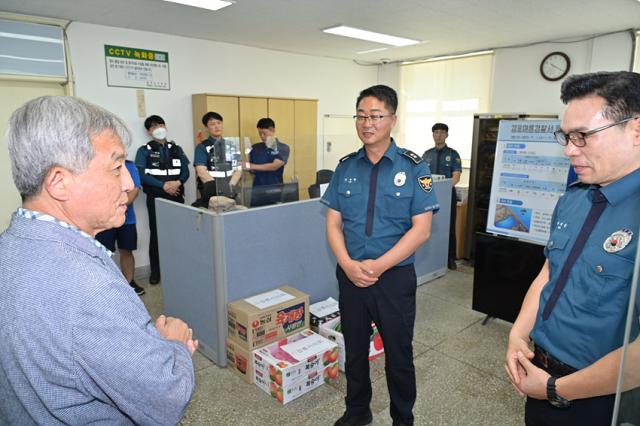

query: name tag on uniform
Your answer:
[172,159,181,167]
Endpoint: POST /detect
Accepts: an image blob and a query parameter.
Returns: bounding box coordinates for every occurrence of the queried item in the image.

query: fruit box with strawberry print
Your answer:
[253,329,339,404]
[319,316,384,371]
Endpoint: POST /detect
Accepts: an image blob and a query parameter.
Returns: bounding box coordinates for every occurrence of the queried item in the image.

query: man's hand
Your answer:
[342,259,378,288]
[505,333,534,390]
[508,351,551,400]
[163,181,181,196]
[155,315,199,355]
[360,259,386,280]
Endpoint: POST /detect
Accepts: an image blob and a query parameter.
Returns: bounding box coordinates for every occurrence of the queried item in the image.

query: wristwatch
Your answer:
[547,376,571,408]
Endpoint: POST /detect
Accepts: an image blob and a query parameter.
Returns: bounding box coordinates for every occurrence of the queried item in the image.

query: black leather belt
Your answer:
[534,344,578,377]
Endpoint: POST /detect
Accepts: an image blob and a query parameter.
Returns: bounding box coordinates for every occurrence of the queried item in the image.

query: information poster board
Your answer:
[104,45,170,90]
[486,120,568,245]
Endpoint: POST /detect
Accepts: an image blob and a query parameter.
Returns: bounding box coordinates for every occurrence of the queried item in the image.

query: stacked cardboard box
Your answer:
[309,297,340,333]
[319,317,384,372]
[226,285,309,383]
[253,329,339,404]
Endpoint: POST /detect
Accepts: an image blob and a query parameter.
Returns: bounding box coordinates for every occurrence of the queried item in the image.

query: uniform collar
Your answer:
[435,144,448,151]
[599,168,640,206]
[356,138,399,163]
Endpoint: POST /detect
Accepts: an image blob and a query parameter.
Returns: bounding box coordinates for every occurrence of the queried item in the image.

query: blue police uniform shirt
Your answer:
[531,168,640,369]
[124,160,141,225]
[250,139,290,186]
[321,139,440,266]
[421,145,462,178]
[194,136,223,167]
[134,141,190,188]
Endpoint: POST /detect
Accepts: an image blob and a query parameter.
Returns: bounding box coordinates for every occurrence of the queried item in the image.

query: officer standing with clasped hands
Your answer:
[322,85,439,426]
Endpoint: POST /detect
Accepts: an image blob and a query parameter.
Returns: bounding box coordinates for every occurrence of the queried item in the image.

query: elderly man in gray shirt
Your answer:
[0,96,197,425]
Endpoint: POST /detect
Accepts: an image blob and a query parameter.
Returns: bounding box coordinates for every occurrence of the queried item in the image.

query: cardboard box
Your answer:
[227,285,309,350]
[253,329,339,404]
[226,337,254,383]
[319,317,384,371]
[309,297,340,333]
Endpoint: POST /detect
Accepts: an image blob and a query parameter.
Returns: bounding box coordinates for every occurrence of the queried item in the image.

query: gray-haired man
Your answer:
[0,96,197,425]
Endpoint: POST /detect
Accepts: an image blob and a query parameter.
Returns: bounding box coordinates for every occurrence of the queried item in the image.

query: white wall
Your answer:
[66,22,377,271]
[490,31,634,116]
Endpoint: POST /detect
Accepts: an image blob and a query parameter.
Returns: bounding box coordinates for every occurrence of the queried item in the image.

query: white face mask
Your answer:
[152,127,167,140]
[265,136,276,149]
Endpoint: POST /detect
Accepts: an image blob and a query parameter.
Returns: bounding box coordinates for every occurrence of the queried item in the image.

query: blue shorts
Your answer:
[96,223,137,252]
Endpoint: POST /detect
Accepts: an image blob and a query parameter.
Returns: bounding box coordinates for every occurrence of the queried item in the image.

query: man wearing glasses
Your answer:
[505,71,640,425]
[322,85,439,426]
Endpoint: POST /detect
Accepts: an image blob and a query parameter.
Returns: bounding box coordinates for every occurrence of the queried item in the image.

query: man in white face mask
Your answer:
[244,117,290,187]
[135,115,190,284]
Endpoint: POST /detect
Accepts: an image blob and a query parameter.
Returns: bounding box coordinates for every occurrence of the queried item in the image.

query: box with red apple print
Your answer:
[253,329,339,404]
[319,317,384,371]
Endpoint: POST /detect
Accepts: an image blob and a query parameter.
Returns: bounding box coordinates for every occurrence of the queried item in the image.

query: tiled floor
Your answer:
[139,264,525,425]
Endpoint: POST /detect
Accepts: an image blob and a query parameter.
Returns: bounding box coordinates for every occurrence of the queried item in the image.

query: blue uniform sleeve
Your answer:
[135,146,164,189]
[193,143,208,166]
[451,149,462,173]
[320,166,342,212]
[277,143,290,164]
[125,161,141,189]
[178,146,190,183]
[411,161,440,216]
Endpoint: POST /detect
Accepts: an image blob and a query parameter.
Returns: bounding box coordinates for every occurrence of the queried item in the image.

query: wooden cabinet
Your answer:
[192,94,317,200]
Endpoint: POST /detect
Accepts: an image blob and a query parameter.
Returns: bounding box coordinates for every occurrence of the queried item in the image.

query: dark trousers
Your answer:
[448,187,457,263]
[145,193,183,278]
[525,345,614,426]
[337,264,417,425]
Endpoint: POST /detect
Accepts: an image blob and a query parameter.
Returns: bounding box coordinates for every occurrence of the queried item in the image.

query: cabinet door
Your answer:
[205,96,240,139]
[239,97,268,149]
[268,98,295,183]
[294,100,318,200]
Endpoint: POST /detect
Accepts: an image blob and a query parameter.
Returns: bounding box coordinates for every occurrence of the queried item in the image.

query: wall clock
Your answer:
[540,51,570,82]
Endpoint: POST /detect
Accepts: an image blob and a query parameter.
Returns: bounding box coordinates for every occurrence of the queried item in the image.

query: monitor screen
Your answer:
[243,182,299,207]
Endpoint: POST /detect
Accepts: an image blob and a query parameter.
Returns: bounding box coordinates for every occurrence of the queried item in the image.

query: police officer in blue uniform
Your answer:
[422,123,462,270]
[322,85,439,426]
[506,71,640,425]
[135,115,190,284]
[246,118,290,186]
[194,112,236,201]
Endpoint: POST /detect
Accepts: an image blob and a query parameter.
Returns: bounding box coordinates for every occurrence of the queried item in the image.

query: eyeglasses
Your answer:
[553,116,638,147]
[353,114,393,123]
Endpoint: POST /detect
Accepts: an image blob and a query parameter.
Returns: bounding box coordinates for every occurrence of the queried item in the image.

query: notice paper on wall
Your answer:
[486,120,569,245]
[245,289,295,309]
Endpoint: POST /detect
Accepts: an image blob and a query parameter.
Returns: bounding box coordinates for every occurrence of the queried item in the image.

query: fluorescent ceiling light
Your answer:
[323,25,419,47]
[161,0,234,11]
[403,50,493,65]
[357,47,388,55]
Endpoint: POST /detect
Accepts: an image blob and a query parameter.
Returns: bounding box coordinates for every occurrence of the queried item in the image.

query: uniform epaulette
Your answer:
[339,152,357,163]
[402,149,423,165]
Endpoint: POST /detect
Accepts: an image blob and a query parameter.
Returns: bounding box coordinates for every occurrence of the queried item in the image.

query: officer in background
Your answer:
[135,115,190,284]
[421,123,462,270]
[245,117,290,186]
[505,71,640,425]
[194,112,235,202]
[322,85,439,426]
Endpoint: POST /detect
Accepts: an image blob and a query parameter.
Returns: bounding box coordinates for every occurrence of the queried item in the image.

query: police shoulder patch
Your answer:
[418,175,433,192]
[339,152,357,163]
[402,149,423,165]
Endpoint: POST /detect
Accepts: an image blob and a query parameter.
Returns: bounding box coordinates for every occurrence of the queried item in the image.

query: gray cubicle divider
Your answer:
[155,179,450,366]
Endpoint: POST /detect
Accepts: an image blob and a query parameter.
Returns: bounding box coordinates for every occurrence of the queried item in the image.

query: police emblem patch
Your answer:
[418,175,433,192]
[445,155,451,162]
[603,229,633,253]
[394,172,406,187]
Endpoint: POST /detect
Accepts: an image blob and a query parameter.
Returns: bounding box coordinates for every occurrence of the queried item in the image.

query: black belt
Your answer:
[533,344,578,377]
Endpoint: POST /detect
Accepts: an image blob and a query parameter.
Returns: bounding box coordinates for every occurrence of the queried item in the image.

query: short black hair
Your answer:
[144,115,165,130]
[257,118,275,129]
[356,85,398,114]
[432,123,449,132]
[561,71,640,122]
[202,111,223,127]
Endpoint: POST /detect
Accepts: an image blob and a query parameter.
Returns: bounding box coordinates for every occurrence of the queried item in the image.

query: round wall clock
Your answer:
[540,51,570,82]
